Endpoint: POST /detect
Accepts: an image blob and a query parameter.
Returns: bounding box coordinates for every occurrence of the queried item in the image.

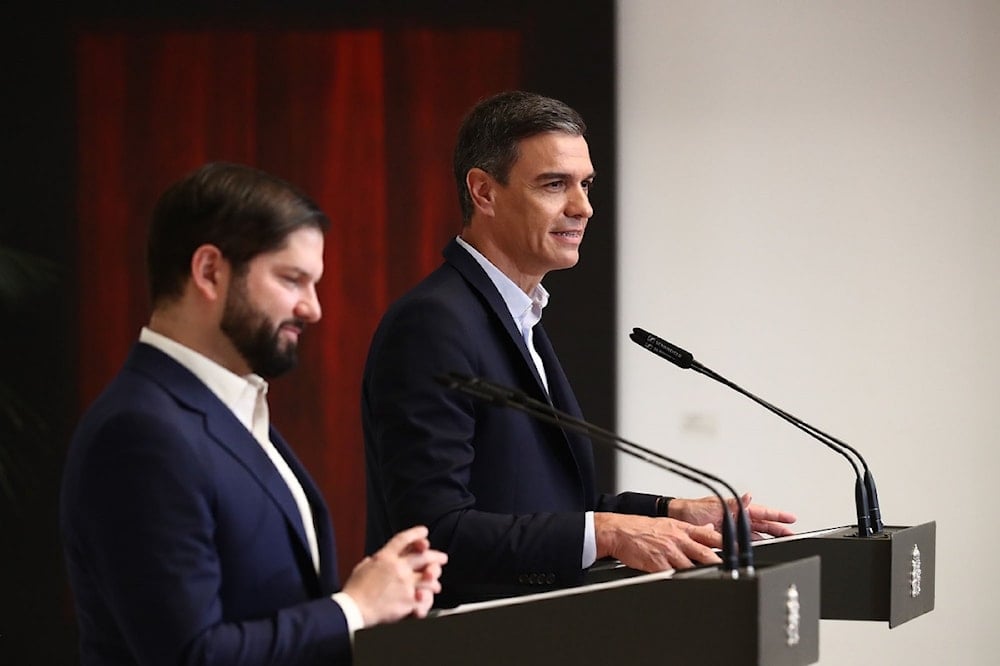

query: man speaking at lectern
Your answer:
[362,91,796,606]
[61,163,447,664]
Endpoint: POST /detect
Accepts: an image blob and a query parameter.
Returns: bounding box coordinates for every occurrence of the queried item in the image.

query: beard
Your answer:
[220,276,304,379]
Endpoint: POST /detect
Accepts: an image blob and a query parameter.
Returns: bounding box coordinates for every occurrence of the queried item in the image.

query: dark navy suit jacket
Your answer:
[61,343,351,665]
[363,239,658,605]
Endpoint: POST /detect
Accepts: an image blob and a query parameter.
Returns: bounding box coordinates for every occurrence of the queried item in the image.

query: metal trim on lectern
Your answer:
[353,557,821,666]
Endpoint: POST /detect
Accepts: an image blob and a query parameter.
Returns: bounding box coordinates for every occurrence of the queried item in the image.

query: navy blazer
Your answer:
[61,344,351,665]
[362,239,657,604]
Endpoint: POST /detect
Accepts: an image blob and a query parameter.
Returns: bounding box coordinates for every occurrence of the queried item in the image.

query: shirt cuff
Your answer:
[582,510,596,568]
[331,591,366,641]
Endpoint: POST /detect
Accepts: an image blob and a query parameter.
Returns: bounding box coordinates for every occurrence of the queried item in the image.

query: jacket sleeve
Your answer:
[596,491,661,516]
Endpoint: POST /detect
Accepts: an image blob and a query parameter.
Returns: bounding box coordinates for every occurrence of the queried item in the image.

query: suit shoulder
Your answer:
[69,368,207,463]
[376,265,481,327]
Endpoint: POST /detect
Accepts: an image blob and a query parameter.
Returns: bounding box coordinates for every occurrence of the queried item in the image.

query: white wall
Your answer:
[617,1,1000,663]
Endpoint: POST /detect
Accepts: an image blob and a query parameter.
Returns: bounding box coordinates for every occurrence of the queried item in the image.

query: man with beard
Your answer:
[61,163,447,665]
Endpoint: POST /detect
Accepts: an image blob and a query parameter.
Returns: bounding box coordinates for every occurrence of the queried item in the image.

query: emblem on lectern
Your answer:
[785,584,801,646]
[910,544,922,598]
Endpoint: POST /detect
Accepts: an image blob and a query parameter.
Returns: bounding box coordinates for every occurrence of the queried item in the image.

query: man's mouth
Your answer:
[278,320,306,339]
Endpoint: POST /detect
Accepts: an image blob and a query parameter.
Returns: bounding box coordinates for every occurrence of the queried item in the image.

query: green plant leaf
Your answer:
[0,245,59,310]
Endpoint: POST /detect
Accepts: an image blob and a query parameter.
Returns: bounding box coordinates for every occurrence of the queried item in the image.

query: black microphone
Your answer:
[630,326,884,537]
[435,372,753,577]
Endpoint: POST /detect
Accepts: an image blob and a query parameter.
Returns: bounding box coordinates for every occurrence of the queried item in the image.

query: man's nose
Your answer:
[567,184,593,219]
[296,285,322,323]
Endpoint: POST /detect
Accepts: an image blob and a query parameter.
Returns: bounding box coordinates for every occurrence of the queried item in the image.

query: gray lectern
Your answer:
[753,522,935,627]
[354,556,821,666]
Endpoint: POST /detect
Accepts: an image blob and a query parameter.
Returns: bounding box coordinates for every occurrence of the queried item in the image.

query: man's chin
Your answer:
[550,253,580,271]
[252,344,299,379]
[255,359,296,379]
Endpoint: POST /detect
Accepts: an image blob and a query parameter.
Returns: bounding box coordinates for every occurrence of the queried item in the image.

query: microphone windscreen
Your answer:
[630,328,694,369]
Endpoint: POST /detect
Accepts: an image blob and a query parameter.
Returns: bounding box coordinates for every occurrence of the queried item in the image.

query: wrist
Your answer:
[656,496,675,518]
[331,591,367,634]
[593,512,621,559]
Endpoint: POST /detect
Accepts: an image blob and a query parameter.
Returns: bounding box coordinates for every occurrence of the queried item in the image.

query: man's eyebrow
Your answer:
[534,170,597,181]
[277,264,322,282]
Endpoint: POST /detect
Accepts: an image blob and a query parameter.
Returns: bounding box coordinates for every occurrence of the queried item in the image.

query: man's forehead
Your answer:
[514,132,593,174]
[251,227,324,266]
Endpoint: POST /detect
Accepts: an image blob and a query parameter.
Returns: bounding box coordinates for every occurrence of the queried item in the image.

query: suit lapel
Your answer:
[533,323,597,503]
[443,241,596,502]
[444,240,549,398]
[127,344,320,587]
[270,430,340,591]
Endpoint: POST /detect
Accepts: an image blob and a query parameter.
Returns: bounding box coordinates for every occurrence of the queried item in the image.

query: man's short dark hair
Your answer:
[453,91,587,224]
[147,162,329,305]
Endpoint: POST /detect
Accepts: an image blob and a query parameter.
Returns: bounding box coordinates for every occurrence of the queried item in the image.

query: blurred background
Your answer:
[1,2,618,661]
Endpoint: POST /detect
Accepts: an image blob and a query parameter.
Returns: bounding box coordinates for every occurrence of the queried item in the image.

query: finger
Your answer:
[665,551,694,570]
[415,578,442,594]
[686,546,723,565]
[383,525,431,554]
[677,537,722,567]
[687,523,724,548]
[751,520,796,537]
[416,563,444,585]
[405,549,449,571]
[413,590,434,618]
[414,572,442,592]
[746,505,798,524]
[401,538,431,555]
[678,529,723,565]
[723,497,741,512]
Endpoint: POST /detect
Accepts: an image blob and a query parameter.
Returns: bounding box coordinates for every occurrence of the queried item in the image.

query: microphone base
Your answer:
[751,521,936,627]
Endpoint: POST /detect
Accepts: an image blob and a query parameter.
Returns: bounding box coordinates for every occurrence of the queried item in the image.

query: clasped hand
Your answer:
[342,525,448,626]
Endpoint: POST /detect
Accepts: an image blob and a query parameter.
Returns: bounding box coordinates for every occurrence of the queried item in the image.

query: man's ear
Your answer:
[189,244,229,302]
[466,168,498,218]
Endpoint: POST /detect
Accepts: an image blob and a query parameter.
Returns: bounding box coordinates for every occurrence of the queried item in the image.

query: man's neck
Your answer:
[458,231,543,295]
[147,307,251,377]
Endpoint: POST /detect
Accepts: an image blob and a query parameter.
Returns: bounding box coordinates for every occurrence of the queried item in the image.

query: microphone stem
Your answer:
[691,363,875,537]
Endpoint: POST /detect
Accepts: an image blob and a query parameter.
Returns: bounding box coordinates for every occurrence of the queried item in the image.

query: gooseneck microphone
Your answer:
[435,372,754,577]
[630,326,884,538]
